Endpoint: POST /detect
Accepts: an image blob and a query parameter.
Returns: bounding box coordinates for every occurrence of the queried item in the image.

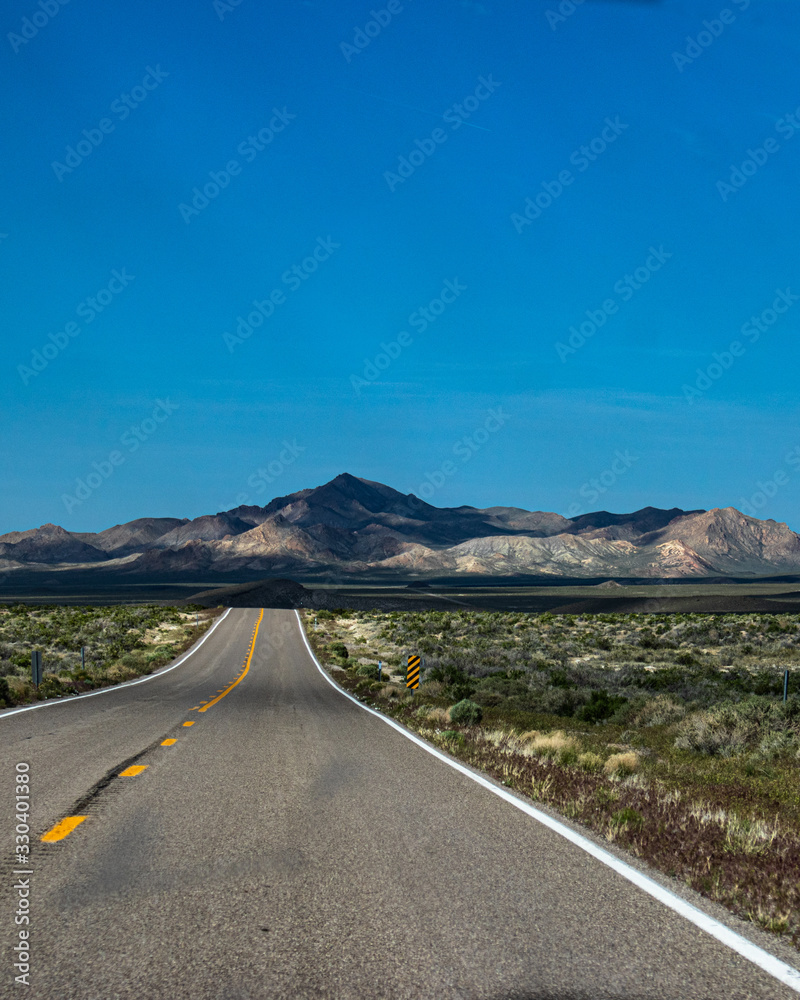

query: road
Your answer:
[1,607,798,999]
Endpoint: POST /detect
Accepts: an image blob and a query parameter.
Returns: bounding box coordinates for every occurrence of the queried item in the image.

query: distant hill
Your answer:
[0,523,108,564]
[3,473,800,582]
[72,517,188,556]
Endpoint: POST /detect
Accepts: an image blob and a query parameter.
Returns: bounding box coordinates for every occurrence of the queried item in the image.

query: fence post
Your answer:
[31,651,43,688]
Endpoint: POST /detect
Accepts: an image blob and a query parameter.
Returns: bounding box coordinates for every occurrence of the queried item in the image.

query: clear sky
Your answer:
[2,0,799,533]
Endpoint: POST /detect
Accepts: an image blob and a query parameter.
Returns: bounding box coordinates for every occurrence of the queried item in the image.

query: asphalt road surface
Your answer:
[2,608,799,999]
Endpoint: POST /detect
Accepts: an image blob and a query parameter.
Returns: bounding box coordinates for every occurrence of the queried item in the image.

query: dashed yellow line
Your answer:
[41,816,86,842]
[120,765,148,777]
[199,608,264,713]
[40,611,264,848]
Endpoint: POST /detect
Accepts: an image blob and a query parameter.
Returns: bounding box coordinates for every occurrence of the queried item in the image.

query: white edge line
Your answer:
[294,610,800,994]
[0,608,233,719]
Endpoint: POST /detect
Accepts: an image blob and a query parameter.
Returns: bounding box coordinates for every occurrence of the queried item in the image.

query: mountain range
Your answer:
[2,473,800,583]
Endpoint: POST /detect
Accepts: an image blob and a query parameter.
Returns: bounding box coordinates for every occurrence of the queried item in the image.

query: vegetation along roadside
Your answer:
[0,603,223,707]
[302,607,800,950]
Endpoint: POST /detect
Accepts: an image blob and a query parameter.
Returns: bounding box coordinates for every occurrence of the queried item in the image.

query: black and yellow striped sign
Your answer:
[406,654,421,689]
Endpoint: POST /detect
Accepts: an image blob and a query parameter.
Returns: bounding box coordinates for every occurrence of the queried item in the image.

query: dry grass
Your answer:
[104,665,139,684]
[578,751,604,773]
[520,730,577,759]
[688,803,781,856]
[603,751,640,776]
[7,676,32,701]
[422,706,451,726]
[631,695,687,728]
[675,699,800,758]
[481,728,523,752]
[529,773,555,801]
[477,728,583,767]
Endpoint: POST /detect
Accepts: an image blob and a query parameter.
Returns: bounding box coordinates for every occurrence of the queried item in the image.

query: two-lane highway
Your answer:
[2,608,798,998]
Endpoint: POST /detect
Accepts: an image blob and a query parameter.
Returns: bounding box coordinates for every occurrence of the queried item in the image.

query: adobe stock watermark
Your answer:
[563,450,639,518]
[12,762,32,986]
[61,399,179,515]
[340,1,407,62]
[638,578,678,614]
[261,615,305,655]
[672,0,751,72]
[223,236,339,352]
[217,440,306,511]
[683,287,798,403]
[350,277,466,394]
[17,268,135,386]
[555,246,671,362]
[411,407,510,502]
[544,0,586,32]
[738,443,800,519]
[179,108,296,223]
[510,117,628,233]
[384,75,501,192]
[715,101,800,202]
[51,66,169,181]
[8,0,72,54]
[213,0,246,21]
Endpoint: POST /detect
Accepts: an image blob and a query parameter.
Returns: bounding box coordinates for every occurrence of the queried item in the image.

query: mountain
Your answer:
[0,523,109,564]
[564,506,704,540]
[3,475,800,582]
[639,507,800,573]
[73,517,188,556]
[232,473,529,546]
[153,514,258,548]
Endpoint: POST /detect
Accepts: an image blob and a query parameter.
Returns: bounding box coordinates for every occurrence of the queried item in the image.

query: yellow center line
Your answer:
[199,608,264,713]
[41,816,86,842]
[39,611,263,849]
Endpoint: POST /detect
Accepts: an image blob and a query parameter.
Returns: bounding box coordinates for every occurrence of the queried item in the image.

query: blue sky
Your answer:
[2,0,800,532]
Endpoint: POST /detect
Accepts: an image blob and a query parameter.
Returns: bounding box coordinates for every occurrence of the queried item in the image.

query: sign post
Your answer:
[784,669,790,703]
[31,651,43,688]
[406,654,420,690]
